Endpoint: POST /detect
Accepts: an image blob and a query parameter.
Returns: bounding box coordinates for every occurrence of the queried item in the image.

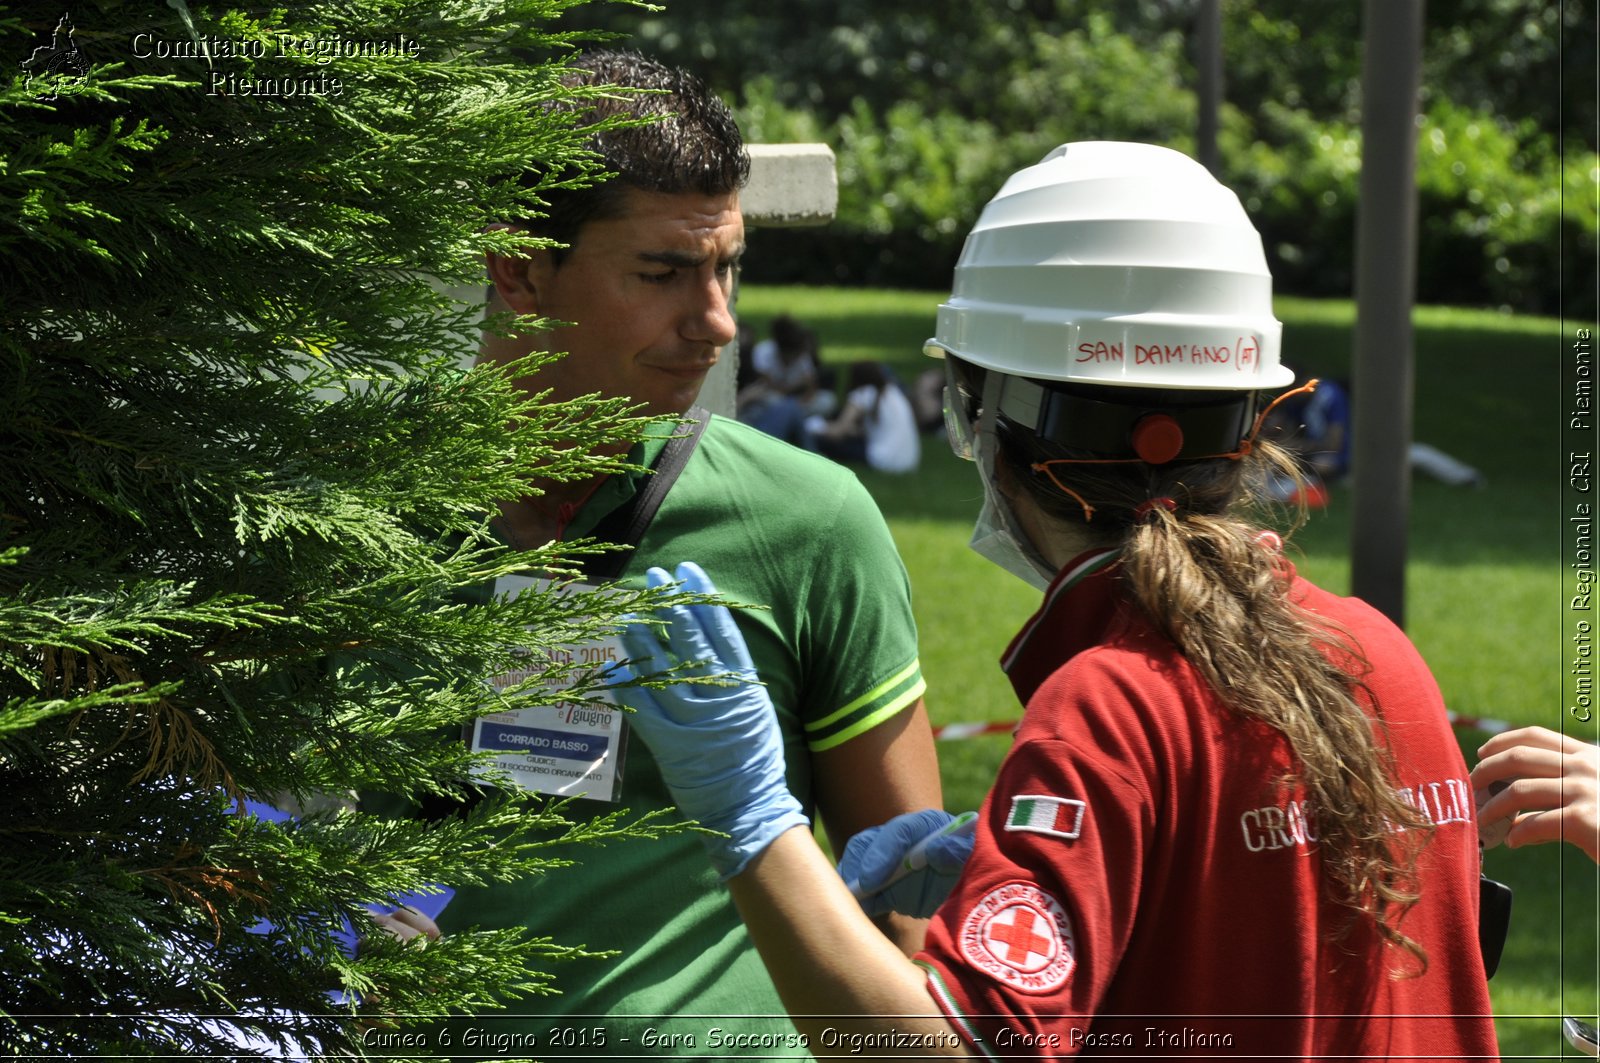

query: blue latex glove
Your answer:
[241,802,454,956]
[610,562,808,880]
[839,809,977,918]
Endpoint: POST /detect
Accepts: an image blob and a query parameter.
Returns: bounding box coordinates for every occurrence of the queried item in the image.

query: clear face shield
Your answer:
[939,354,1058,592]
[942,353,978,462]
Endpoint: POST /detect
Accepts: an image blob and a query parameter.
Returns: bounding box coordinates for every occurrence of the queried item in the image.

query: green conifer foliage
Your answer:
[0,3,685,1056]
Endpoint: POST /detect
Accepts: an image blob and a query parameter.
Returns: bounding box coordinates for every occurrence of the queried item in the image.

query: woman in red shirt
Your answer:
[612,141,1499,1061]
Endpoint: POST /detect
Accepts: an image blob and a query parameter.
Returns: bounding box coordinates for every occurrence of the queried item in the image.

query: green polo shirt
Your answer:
[439,414,925,1057]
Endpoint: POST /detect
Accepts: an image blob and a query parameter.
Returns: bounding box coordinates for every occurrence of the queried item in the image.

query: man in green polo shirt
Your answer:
[431,50,939,1056]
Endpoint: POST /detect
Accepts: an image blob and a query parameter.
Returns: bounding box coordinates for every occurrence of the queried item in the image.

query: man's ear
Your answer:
[484,226,553,316]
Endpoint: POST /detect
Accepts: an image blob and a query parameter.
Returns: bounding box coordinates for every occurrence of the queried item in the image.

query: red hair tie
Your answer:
[1133,497,1177,522]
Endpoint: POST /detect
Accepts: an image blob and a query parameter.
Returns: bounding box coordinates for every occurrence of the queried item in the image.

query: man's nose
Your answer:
[683,272,737,348]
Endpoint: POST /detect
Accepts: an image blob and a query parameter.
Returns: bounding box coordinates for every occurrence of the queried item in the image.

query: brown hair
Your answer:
[958,362,1434,969]
[518,50,749,263]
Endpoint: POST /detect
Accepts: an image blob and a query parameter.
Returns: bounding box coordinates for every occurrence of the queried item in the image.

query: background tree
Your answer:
[0,1,694,1057]
[561,0,1595,312]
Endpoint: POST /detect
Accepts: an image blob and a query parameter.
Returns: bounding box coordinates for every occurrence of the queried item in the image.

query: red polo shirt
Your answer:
[917,548,1498,1060]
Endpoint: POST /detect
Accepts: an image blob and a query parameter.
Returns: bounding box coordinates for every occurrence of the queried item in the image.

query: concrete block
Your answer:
[742,143,838,227]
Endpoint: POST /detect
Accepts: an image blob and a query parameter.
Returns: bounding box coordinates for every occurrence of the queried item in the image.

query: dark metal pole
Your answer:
[1350,0,1426,626]
[1195,0,1222,176]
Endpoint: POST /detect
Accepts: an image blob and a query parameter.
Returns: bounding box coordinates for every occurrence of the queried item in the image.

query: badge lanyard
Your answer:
[469,575,632,802]
[467,408,710,803]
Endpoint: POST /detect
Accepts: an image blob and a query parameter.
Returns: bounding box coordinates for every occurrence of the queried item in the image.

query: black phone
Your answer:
[1564,1016,1599,1057]
[1477,875,1513,978]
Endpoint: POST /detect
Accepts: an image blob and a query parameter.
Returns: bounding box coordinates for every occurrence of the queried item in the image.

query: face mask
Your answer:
[968,431,1058,592]
[945,362,1059,592]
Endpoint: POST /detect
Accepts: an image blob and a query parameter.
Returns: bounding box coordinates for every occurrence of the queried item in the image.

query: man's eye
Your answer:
[641,270,675,284]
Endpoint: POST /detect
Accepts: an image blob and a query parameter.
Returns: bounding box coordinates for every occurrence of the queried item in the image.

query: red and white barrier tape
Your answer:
[1445,710,1513,735]
[930,720,1018,741]
[933,710,1512,742]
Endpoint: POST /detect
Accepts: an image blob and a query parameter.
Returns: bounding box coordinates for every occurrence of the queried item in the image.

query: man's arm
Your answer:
[612,565,969,1059]
[812,698,943,954]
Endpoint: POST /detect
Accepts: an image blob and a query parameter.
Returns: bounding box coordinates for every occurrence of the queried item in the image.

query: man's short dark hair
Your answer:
[528,50,749,260]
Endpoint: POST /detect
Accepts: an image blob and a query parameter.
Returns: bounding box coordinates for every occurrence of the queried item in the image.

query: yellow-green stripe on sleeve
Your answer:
[805,659,926,752]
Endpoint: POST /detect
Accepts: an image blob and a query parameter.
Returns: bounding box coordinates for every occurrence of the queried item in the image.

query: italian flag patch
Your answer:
[1005,795,1086,840]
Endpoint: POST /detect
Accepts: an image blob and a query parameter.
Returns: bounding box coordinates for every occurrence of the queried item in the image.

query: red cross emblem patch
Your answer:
[958,883,1075,993]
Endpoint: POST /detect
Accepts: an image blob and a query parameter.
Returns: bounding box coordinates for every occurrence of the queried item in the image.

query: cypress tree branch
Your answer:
[1,2,689,1055]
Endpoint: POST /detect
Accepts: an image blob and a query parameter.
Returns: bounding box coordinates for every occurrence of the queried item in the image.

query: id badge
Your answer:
[467,575,629,802]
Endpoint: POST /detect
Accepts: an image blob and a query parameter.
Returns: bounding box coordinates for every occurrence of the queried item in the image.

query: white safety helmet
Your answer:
[928,141,1295,466]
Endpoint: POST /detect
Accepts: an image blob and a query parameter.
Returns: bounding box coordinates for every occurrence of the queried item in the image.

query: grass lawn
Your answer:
[738,283,1596,1060]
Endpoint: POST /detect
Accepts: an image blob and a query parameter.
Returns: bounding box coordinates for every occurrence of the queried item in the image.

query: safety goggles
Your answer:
[944,355,1315,469]
[941,355,979,462]
[1027,380,1317,486]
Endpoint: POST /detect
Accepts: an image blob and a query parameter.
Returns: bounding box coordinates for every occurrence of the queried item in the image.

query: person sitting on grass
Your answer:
[803,361,921,474]
[737,312,835,443]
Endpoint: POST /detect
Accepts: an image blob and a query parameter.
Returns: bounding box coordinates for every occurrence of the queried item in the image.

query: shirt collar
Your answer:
[1000,546,1124,704]
[557,426,674,541]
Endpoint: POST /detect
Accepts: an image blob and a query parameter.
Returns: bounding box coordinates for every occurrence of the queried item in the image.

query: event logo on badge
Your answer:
[959,882,1075,993]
